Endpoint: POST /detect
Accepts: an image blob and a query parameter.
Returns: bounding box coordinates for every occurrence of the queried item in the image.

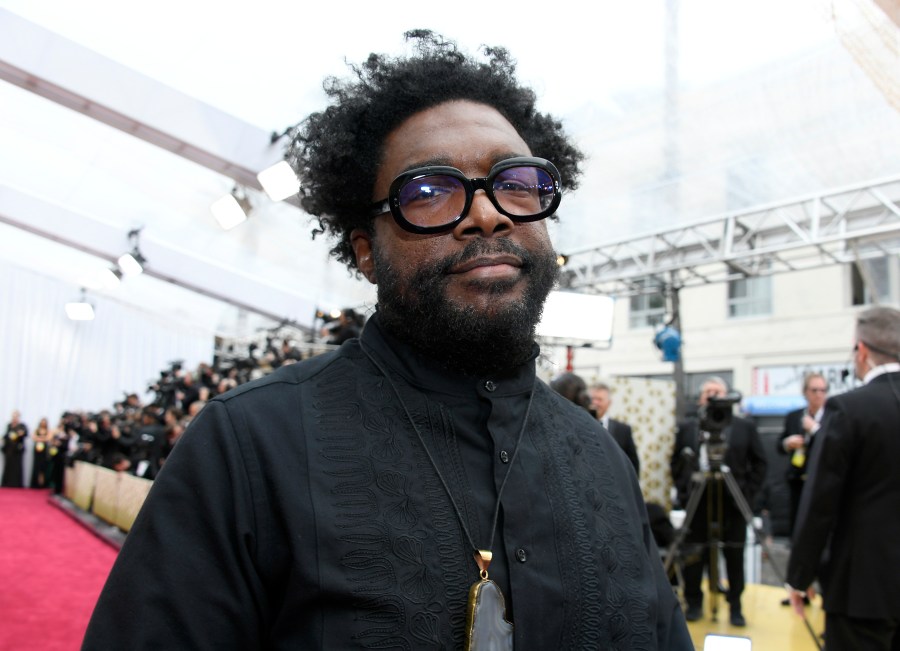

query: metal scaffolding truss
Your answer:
[560,175,900,296]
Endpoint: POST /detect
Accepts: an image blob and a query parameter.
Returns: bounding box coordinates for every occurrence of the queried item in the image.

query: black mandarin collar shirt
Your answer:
[359,313,538,615]
[83,310,692,649]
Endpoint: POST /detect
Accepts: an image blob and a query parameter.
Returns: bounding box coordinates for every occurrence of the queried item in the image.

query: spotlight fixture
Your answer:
[117,228,147,275]
[556,254,569,267]
[65,288,95,321]
[210,186,251,230]
[257,161,300,201]
[117,252,144,275]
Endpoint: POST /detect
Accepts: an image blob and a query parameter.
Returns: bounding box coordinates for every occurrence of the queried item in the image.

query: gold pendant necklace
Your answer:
[361,342,534,651]
[465,550,513,651]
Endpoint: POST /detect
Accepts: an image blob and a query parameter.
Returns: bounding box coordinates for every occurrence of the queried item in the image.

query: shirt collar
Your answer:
[863,363,900,384]
[358,312,537,397]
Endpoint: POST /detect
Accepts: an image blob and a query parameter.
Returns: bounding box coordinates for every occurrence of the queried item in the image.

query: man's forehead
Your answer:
[377,101,531,179]
[394,149,526,176]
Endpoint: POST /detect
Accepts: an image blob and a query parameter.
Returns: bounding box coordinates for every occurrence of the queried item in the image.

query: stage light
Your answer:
[211,186,251,230]
[65,288,95,321]
[556,254,569,267]
[117,252,144,275]
[117,228,147,275]
[257,161,300,201]
[654,324,682,362]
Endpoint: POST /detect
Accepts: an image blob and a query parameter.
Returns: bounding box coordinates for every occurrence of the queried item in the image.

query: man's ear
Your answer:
[350,228,377,284]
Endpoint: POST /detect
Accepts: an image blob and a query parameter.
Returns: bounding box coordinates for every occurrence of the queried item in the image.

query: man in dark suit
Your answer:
[778,372,829,536]
[589,383,640,475]
[670,376,767,627]
[787,306,900,651]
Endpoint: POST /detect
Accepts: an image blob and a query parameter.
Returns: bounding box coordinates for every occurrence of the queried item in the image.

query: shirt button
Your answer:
[516,548,527,563]
[499,450,510,463]
[484,380,497,392]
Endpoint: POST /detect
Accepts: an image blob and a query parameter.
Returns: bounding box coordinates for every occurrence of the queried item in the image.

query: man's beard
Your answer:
[373,237,559,376]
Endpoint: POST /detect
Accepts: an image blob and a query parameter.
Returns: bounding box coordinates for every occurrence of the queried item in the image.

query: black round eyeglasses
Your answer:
[370,156,562,234]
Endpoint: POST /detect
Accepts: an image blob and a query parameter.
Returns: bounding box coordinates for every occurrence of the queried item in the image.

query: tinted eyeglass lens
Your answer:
[395,164,557,229]
[493,165,556,215]
[397,174,467,228]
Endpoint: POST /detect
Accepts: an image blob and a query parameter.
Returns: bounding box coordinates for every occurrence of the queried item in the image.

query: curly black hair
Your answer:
[286,29,584,271]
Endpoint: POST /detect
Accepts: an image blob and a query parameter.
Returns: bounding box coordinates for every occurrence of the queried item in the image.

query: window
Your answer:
[629,277,666,329]
[851,256,900,306]
[727,274,771,318]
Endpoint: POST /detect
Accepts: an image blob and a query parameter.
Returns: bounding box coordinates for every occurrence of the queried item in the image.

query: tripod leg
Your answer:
[707,473,725,621]
[663,472,707,575]
[721,468,786,584]
[666,472,714,619]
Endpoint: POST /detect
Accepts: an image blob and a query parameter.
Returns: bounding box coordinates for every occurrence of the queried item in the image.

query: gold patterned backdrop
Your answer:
[607,377,677,511]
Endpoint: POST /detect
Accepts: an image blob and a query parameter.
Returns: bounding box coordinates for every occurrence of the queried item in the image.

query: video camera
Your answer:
[697,392,742,466]
[697,392,742,434]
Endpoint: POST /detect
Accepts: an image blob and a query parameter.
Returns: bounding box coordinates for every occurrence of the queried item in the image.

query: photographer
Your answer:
[129,408,166,480]
[69,412,101,466]
[120,393,144,419]
[670,376,767,627]
[175,372,200,414]
[324,309,364,346]
[91,411,136,469]
[147,361,183,410]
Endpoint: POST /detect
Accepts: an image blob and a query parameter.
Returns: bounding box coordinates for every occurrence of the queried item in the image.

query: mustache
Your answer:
[435,238,543,276]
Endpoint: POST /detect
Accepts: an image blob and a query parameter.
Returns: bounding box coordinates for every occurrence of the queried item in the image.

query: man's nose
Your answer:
[453,190,514,238]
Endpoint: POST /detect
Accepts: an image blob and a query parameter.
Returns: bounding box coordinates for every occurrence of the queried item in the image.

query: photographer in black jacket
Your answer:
[671,376,767,627]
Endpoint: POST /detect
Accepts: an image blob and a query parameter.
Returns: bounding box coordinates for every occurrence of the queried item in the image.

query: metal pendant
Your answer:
[464,551,513,651]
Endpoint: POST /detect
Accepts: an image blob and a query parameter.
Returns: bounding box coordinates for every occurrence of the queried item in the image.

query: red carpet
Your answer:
[0,489,118,651]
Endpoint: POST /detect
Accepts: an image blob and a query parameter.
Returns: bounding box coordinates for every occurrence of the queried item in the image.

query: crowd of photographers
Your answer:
[2,332,338,491]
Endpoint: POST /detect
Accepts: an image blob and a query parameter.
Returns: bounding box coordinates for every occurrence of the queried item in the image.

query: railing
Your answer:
[64,461,152,533]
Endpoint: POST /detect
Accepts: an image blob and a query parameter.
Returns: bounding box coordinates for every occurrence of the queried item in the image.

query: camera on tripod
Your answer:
[697,392,742,466]
[698,392,742,433]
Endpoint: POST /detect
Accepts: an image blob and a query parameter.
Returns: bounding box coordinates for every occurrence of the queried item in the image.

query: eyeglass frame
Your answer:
[369,156,562,235]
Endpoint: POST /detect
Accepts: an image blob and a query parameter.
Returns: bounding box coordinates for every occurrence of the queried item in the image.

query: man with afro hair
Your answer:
[84,31,691,650]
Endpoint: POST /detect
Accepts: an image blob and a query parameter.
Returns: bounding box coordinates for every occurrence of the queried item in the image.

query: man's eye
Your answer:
[407,183,454,202]
[496,180,531,193]
[401,177,461,207]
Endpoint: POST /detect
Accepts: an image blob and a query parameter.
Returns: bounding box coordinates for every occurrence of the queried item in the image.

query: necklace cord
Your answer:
[359,340,536,557]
